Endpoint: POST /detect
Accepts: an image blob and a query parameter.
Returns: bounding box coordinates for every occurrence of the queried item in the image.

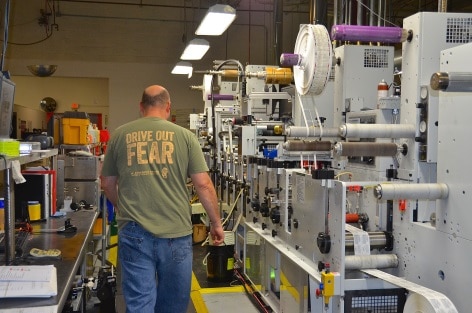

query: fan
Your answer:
[40,97,57,112]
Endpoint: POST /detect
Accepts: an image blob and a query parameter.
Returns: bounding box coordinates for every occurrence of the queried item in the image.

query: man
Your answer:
[101,85,224,313]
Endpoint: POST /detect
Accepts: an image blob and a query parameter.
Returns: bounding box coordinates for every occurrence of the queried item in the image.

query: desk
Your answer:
[0,209,98,312]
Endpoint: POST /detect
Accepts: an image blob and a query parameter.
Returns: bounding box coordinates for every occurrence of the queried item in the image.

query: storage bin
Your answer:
[62,118,90,144]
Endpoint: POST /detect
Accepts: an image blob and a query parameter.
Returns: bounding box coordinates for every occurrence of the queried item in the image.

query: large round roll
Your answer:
[293,24,333,96]
[404,293,457,313]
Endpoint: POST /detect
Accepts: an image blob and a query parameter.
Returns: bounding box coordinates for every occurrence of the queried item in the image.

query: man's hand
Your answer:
[210,223,225,246]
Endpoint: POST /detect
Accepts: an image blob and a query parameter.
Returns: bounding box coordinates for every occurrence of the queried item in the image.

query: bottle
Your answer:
[377,79,389,107]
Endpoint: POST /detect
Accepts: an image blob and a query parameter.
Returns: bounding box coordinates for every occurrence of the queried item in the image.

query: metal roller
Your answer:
[331,25,412,43]
[374,183,449,200]
[339,124,416,139]
[265,67,293,85]
[283,140,332,151]
[430,72,472,92]
[345,254,399,270]
[345,231,392,251]
[207,94,236,101]
[285,126,339,138]
[333,142,401,157]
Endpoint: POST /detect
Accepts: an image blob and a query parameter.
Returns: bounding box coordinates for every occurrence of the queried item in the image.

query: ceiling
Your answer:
[5,0,472,67]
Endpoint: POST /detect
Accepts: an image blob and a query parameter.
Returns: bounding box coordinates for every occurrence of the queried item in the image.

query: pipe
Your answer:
[4,168,15,264]
[274,0,283,65]
[369,0,375,26]
[333,0,338,26]
[438,0,447,12]
[377,0,383,26]
[357,0,363,25]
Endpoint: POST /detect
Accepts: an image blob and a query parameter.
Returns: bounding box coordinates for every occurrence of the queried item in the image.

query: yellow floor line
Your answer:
[191,272,209,313]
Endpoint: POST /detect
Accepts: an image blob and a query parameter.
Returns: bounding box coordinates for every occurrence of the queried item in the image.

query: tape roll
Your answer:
[293,24,333,95]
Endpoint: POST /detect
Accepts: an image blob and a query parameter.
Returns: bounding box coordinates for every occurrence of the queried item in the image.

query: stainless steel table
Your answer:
[0,209,98,311]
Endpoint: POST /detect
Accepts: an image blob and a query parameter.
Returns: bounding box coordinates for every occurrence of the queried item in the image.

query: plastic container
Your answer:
[28,201,41,221]
[192,224,207,244]
[0,139,20,157]
[206,244,235,283]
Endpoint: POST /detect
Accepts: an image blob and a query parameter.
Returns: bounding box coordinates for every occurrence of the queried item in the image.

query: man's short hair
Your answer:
[141,88,170,108]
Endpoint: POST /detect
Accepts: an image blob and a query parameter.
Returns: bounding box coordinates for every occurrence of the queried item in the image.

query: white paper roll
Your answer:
[404,292,457,313]
[293,24,333,96]
[363,269,458,313]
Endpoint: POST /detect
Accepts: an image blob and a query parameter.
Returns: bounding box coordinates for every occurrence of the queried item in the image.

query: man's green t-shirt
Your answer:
[101,117,209,238]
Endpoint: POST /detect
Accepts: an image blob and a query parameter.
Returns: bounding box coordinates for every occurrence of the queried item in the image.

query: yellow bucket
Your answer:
[28,201,41,221]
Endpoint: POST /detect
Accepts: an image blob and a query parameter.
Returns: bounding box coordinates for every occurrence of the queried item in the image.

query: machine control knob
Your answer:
[271,229,277,237]
[293,219,299,229]
[262,223,267,230]
[317,232,331,254]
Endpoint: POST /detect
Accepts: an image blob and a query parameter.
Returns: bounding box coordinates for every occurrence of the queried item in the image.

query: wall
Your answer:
[6,59,213,132]
[4,1,310,132]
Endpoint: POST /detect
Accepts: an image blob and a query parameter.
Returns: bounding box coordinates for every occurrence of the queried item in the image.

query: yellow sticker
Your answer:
[227,257,235,270]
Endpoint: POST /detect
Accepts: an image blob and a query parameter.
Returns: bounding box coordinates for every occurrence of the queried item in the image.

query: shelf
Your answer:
[0,149,58,171]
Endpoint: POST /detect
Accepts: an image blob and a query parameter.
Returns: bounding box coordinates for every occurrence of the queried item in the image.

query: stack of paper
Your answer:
[0,265,57,298]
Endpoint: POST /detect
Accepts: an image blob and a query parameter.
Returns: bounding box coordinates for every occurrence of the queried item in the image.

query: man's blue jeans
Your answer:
[118,221,193,313]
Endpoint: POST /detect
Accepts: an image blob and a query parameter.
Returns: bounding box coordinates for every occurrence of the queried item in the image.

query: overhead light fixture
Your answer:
[180,39,210,60]
[195,4,236,36]
[171,61,193,78]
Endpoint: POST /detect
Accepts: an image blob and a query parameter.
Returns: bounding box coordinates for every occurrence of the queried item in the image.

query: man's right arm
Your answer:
[101,176,119,209]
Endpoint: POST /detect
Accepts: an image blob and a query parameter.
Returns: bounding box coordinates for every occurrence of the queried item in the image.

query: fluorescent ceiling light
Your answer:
[195,4,236,36]
[171,61,193,78]
[180,39,210,60]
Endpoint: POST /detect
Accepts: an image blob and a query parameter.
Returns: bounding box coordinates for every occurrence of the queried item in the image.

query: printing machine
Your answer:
[191,12,472,313]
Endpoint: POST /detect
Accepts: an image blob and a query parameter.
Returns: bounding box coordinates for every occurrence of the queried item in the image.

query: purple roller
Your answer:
[207,94,235,101]
[280,53,301,67]
[331,25,406,44]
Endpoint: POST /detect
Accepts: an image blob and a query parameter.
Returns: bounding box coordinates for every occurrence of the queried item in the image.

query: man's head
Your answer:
[140,85,171,119]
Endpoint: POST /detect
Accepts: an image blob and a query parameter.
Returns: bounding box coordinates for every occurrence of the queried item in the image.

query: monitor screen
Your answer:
[0,73,15,139]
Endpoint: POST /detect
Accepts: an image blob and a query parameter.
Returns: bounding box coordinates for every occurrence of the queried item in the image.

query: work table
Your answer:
[0,209,98,312]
